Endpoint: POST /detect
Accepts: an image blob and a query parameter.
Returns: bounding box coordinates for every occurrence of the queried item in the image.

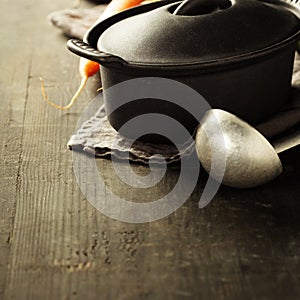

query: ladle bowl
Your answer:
[195,109,299,188]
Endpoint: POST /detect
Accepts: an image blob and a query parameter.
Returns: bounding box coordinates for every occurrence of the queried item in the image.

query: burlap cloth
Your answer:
[48,6,300,164]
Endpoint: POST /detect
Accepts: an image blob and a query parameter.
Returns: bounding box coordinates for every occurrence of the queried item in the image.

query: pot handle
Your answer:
[67,39,127,66]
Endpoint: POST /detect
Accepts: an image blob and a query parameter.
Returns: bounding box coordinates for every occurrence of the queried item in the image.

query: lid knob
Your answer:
[173,0,232,16]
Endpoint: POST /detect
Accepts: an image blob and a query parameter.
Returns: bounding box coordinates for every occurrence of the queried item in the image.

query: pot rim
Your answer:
[99,32,299,73]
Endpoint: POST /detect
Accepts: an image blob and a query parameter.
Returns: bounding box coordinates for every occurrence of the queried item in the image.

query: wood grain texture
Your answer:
[0,0,300,299]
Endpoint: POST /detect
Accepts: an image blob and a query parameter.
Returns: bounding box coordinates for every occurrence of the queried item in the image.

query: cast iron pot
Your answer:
[68,0,300,143]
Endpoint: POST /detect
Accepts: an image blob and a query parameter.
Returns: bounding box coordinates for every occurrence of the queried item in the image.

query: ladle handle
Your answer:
[273,130,300,154]
[173,0,231,15]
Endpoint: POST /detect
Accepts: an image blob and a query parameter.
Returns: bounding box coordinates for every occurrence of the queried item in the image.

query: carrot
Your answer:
[40,0,144,110]
[100,0,144,20]
[40,58,100,110]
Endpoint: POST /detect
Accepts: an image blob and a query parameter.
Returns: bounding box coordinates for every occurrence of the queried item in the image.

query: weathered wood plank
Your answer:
[0,0,40,296]
[1,0,100,298]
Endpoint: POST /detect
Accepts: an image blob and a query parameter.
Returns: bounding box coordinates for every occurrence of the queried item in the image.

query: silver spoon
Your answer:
[195,109,300,188]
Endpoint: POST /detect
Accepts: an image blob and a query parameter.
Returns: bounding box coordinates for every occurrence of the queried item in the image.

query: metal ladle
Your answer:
[195,109,300,188]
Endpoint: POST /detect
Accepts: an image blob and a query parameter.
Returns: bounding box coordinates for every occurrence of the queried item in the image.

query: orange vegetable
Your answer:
[101,0,144,20]
[40,58,100,110]
[41,0,144,110]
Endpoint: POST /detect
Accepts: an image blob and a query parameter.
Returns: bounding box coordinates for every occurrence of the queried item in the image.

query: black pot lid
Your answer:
[93,0,300,66]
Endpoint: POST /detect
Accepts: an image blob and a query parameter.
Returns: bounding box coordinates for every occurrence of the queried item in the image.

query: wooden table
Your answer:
[1,0,299,299]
